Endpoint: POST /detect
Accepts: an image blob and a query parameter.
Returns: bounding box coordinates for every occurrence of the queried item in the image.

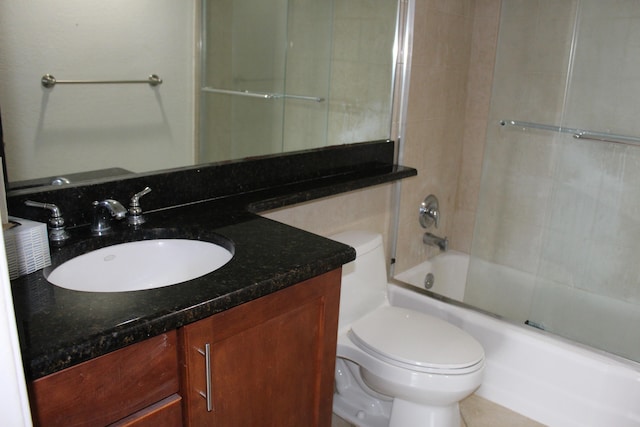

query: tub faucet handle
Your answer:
[419,194,440,229]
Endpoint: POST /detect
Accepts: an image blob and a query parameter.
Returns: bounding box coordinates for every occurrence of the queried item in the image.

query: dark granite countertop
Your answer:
[12,202,355,380]
[8,141,417,381]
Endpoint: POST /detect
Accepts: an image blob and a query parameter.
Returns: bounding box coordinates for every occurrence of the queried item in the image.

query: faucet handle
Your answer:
[24,200,70,246]
[128,187,151,226]
[130,187,151,207]
[419,194,440,229]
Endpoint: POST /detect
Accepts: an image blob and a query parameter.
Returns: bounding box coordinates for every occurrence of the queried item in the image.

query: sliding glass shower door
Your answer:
[467,0,640,363]
[199,0,333,163]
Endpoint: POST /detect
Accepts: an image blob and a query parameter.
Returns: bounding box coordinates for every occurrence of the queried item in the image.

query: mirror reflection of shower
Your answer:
[467,0,640,363]
[199,0,398,163]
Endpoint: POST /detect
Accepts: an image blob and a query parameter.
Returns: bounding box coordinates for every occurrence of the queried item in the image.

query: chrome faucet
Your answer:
[419,194,448,252]
[423,232,448,252]
[91,199,127,236]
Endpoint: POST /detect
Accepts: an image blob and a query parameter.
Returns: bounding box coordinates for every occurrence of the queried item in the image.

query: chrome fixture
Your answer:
[419,194,448,251]
[41,74,163,89]
[24,200,70,246]
[197,343,213,412]
[499,119,640,147]
[419,194,440,229]
[424,272,435,290]
[423,232,448,252]
[128,187,152,226]
[201,87,324,102]
[91,199,127,236]
[50,177,71,186]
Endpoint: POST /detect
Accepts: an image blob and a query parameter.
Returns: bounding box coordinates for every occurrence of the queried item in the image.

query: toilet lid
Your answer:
[349,306,484,372]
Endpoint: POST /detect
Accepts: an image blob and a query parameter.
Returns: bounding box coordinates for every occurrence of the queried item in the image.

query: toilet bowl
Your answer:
[329,231,484,427]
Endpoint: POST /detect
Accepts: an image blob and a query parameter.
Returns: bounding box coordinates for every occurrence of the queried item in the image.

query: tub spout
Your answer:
[423,232,448,252]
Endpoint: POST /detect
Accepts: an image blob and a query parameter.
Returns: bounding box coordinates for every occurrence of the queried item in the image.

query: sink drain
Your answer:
[424,272,435,289]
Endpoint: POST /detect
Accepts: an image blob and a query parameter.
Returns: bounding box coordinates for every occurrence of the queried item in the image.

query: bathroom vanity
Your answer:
[13,206,349,427]
[28,270,340,427]
[7,141,416,426]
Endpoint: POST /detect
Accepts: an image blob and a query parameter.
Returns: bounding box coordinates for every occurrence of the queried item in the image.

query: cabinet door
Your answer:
[179,269,341,427]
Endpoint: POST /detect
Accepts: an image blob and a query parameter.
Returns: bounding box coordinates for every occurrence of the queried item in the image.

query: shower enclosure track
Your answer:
[499,119,640,147]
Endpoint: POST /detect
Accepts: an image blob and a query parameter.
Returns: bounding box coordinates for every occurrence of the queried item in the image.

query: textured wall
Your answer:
[0,1,196,182]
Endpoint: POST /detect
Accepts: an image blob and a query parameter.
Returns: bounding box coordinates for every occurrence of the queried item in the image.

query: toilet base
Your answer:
[333,391,391,427]
[334,358,464,427]
[334,358,392,427]
[389,398,460,427]
[334,394,461,427]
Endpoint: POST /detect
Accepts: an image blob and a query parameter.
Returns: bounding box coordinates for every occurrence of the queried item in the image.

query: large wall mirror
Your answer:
[0,0,400,191]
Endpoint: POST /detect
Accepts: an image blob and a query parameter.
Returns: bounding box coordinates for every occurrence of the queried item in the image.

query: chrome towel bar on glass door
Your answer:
[41,74,163,88]
[201,87,324,102]
[499,119,640,147]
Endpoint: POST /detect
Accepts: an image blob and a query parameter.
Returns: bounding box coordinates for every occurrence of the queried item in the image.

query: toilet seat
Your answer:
[348,306,484,375]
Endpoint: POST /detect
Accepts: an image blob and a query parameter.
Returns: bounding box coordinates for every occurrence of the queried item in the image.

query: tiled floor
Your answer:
[332,394,546,427]
[460,395,545,427]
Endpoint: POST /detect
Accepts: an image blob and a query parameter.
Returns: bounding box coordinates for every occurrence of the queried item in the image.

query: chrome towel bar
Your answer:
[41,74,163,88]
[499,119,640,147]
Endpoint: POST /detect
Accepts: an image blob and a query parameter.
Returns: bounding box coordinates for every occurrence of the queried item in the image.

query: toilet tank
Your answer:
[329,231,389,332]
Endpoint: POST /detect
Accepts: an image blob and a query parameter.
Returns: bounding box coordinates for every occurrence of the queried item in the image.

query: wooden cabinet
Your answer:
[28,269,341,427]
[29,332,180,427]
[109,394,182,427]
[179,269,341,427]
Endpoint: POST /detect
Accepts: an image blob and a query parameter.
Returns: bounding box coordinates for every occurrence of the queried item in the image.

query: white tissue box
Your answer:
[4,217,51,280]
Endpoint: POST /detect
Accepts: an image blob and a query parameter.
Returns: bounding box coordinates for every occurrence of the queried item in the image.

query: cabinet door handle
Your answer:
[196,343,213,412]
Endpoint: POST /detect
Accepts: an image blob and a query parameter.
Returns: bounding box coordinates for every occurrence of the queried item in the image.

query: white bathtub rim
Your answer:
[387,282,640,427]
[391,279,640,370]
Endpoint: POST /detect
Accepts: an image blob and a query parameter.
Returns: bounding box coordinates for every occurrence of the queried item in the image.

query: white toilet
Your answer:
[330,231,484,427]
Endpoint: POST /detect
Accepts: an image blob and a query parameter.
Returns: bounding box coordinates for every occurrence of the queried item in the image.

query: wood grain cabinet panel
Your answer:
[179,269,341,427]
[30,332,179,427]
[109,394,182,427]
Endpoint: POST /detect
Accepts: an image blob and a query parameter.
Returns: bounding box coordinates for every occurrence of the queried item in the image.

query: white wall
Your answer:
[0,220,32,425]
[0,1,196,182]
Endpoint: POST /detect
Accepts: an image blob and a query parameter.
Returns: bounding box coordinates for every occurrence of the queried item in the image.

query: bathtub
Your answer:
[391,252,640,427]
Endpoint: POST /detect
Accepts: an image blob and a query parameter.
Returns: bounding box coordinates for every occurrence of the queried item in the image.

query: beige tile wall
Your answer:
[262,184,396,262]
[395,0,500,273]
[452,0,501,253]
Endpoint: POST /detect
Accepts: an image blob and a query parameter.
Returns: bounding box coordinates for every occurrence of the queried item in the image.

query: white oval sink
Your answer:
[46,239,233,292]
